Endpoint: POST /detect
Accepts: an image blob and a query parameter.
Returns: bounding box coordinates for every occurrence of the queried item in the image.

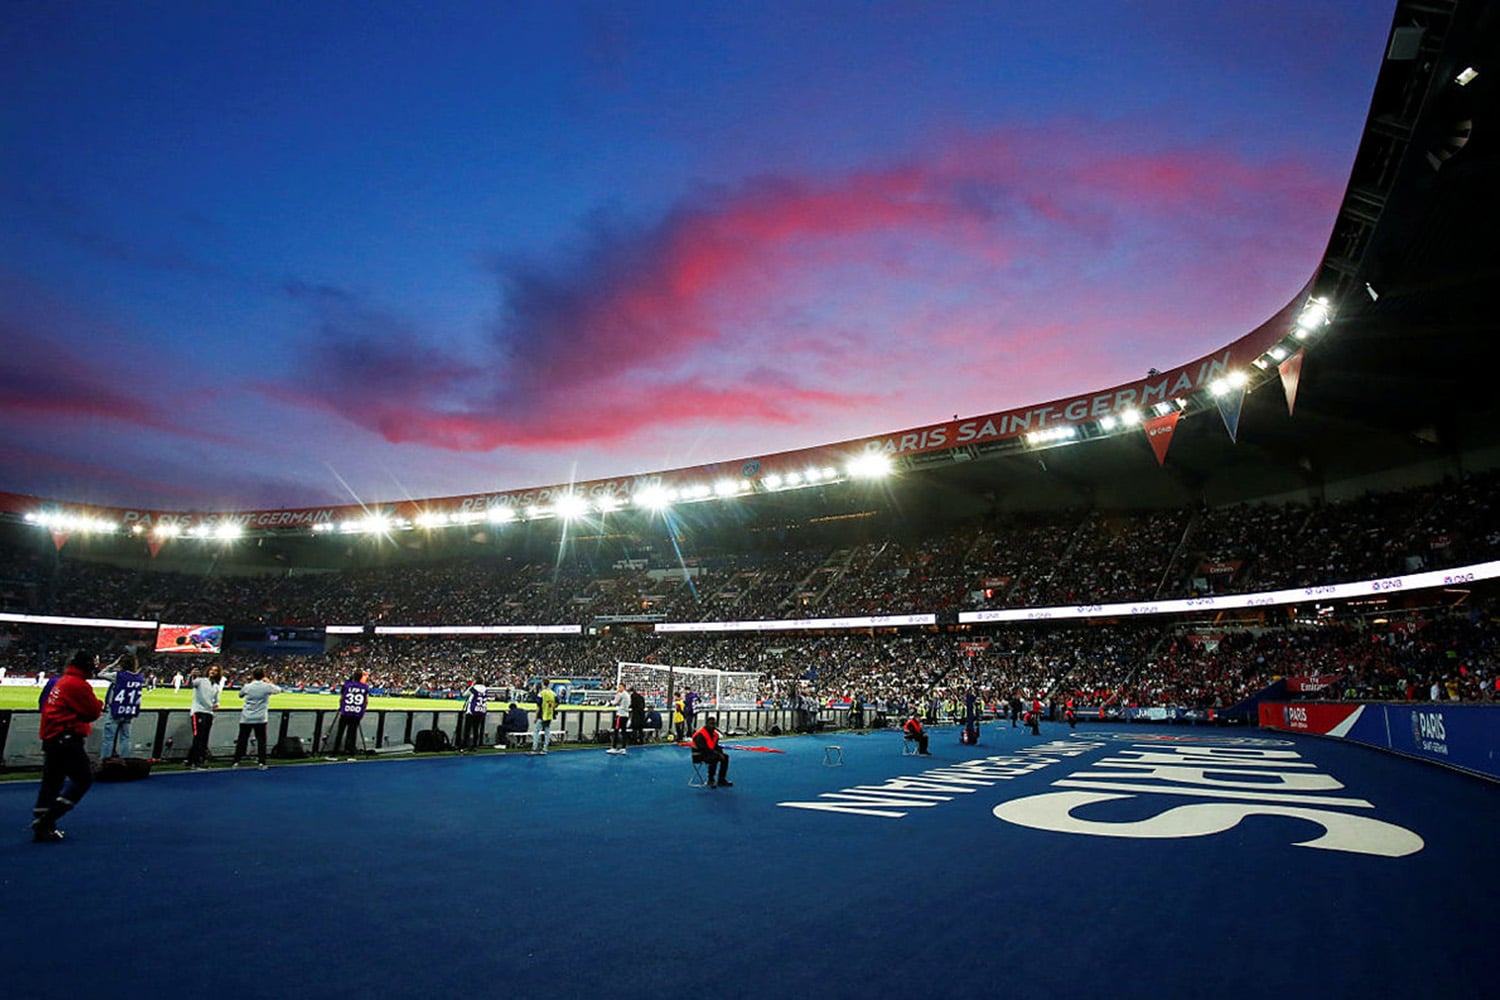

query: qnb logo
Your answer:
[1412,712,1448,755]
[993,744,1424,858]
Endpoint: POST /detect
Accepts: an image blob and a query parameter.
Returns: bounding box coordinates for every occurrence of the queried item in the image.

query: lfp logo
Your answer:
[1411,711,1448,756]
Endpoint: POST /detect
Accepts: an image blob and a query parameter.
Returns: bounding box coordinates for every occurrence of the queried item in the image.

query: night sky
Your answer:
[1,1,1393,511]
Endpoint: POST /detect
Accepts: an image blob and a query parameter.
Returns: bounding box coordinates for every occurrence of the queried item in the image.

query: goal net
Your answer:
[615,661,763,709]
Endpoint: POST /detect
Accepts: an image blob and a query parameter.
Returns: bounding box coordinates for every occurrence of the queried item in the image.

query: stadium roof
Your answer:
[908,0,1500,514]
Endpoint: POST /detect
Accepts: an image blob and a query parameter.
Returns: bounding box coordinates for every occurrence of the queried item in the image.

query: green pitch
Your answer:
[0,686,441,713]
[0,686,611,714]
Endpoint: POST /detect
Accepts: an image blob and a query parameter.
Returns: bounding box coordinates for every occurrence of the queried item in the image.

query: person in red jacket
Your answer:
[903,712,931,755]
[32,649,105,843]
[691,716,732,787]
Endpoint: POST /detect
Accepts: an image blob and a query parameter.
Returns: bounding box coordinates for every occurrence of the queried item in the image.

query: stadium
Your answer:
[2,2,1496,998]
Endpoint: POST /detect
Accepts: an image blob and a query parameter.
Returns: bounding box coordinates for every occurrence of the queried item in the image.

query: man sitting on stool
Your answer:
[903,712,931,755]
[691,716,732,787]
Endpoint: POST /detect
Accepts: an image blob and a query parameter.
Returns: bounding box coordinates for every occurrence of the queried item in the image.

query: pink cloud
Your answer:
[285,123,1337,456]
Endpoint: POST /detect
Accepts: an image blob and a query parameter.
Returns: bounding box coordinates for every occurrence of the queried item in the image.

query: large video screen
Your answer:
[154,624,224,655]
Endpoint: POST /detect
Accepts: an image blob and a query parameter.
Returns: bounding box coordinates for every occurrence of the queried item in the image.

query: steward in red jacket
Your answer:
[32,649,104,843]
[39,659,104,739]
[691,716,732,787]
[903,713,931,755]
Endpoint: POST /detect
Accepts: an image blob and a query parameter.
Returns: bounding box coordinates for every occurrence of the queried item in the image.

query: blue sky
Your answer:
[0,1,1393,511]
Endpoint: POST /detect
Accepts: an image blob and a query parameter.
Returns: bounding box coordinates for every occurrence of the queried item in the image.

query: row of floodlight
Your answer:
[23,512,253,541]
[299,463,882,536]
[1020,297,1331,449]
[24,511,122,534]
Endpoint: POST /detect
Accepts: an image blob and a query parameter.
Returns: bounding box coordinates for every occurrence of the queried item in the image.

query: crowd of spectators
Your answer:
[2,470,1497,711]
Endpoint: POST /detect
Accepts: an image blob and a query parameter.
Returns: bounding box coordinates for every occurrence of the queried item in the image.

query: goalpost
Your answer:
[615,661,763,709]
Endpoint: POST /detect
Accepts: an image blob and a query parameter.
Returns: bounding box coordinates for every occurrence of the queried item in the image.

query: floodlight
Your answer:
[713,479,739,497]
[524,505,541,519]
[1120,409,1141,425]
[1209,379,1229,397]
[415,511,449,528]
[1296,296,1330,332]
[553,494,589,519]
[1228,370,1248,388]
[821,466,837,480]
[1456,67,1478,86]
[686,484,712,500]
[763,473,784,489]
[1029,425,1078,444]
[362,515,391,533]
[633,487,670,509]
[1269,346,1288,361]
[155,523,181,538]
[596,496,620,514]
[1099,415,1118,431]
[847,452,892,479]
[1153,402,1175,416]
[784,471,803,486]
[487,507,515,523]
[214,523,242,541]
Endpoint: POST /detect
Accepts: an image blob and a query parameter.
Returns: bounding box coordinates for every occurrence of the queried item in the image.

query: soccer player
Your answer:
[691,716,732,787]
[186,664,222,768]
[334,669,369,754]
[97,652,146,759]
[232,668,281,769]
[31,649,104,843]
[531,682,559,754]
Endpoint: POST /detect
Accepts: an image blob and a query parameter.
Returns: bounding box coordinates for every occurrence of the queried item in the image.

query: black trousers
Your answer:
[188,712,215,765]
[461,713,485,749]
[335,715,362,753]
[696,749,729,782]
[233,722,269,764]
[34,732,93,823]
